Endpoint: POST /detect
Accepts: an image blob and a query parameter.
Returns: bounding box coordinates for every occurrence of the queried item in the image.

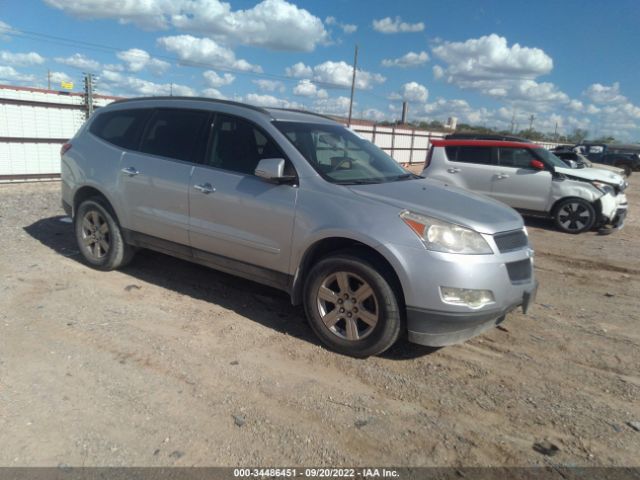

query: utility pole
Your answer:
[47,69,51,90]
[347,44,358,127]
[83,73,94,119]
[170,83,173,96]
[529,114,535,131]
[510,110,517,133]
[554,122,558,141]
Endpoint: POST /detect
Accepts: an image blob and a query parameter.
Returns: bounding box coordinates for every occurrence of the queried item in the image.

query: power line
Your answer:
[4,27,391,103]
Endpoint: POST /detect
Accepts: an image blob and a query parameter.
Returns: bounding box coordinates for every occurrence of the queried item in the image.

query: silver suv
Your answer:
[424,140,628,234]
[61,98,537,357]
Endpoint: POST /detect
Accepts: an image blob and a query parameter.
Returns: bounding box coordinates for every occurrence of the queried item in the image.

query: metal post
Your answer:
[84,73,94,119]
[372,124,377,145]
[409,127,416,164]
[347,45,358,127]
[47,70,51,90]
[391,124,396,160]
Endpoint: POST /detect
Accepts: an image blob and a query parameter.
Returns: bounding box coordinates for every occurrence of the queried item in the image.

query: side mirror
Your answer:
[530,160,545,170]
[255,158,295,184]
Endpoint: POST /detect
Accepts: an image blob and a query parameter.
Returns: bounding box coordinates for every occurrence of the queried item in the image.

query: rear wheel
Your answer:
[303,252,402,357]
[75,197,135,270]
[553,198,596,234]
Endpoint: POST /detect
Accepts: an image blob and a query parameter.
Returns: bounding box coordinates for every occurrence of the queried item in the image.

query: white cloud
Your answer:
[46,0,328,52]
[252,79,284,92]
[381,51,429,68]
[433,65,444,79]
[157,35,262,72]
[0,51,45,67]
[244,93,303,109]
[117,48,170,75]
[372,16,424,34]
[54,53,101,71]
[202,87,227,100]
[286,62,313,78]
[49,71,73,83]
[0,20,14,40]
[432,34,553,81]
[325,16,357,34]
[203,70,235,88]
[312,96,352,116]
[0,65,36,83]
[362,108,387,122]
[293,79,328,98]
[44,0,180,28]
[311,60,386,89]
[100,69,196,96]
[399,82,428,103]
[584,82,626,105]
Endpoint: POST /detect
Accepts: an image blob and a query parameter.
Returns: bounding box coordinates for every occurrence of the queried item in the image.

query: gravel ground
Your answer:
[0,179,639,467]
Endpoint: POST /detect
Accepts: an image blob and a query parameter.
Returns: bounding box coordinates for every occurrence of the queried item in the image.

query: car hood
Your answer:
[555,166,624,185]
[348,178,523,235]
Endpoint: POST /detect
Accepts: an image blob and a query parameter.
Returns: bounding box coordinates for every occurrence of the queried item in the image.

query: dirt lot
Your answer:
[0,178,639,467]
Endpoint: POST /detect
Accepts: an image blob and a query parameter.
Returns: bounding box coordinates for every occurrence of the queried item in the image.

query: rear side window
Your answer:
[450,146,494,165]
[89,109,150,149]
[139,108,211,162]
[498,148,536,168]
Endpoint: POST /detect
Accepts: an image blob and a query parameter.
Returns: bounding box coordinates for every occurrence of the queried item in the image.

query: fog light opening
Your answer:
[440,287,495,309]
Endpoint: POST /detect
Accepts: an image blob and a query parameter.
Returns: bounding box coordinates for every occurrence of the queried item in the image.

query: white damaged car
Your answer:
[423,139,628,234]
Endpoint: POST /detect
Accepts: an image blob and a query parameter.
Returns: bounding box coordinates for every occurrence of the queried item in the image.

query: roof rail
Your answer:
[266,107,335,121]
[110,96,271,115]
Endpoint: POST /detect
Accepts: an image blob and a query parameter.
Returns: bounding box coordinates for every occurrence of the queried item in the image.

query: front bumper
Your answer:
[407,282,537,346]
[599,192,628,233]
[381,236,537,347]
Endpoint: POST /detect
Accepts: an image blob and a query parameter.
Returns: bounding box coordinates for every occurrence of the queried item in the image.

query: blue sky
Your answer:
[1,0,640,140]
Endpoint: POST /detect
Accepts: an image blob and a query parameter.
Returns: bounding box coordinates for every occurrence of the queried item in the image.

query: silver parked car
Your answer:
[61,98,537,357]
[423,140,628,234]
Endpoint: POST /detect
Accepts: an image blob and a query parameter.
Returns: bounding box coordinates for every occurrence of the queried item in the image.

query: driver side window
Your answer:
[498,148,536,168]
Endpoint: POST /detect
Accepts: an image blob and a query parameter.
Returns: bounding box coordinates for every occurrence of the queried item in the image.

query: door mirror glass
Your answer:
[530,159,545,170]
[563,159,578,169]
[255,158,295,183]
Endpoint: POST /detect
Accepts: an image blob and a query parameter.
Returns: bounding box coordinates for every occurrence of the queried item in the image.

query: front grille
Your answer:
[506,259,533,284]
[494,229,528,253]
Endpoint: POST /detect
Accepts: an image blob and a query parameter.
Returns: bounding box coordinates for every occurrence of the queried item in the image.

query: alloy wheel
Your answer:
[315,271,379,341]
[558,202,591,232]
[80,210,110,259]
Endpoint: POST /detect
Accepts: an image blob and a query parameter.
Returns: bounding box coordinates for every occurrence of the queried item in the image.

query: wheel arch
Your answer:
[290,237,405,308]
[73,185,121,225]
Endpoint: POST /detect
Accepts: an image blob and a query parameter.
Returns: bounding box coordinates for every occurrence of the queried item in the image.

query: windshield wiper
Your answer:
[388,173,422,181]
[334,178,385,185]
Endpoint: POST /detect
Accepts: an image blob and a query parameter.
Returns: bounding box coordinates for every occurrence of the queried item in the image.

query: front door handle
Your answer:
[447,167,461,173]
[496,173,510,179]
[121,166,140,176]
[194,183,215,194]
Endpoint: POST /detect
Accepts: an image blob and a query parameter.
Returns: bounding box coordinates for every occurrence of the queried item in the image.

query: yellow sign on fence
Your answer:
[60,81,74,90]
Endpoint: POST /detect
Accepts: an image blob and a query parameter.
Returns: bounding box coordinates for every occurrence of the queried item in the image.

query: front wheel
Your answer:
[75,197,136,270]
[303,253,402,357]
[553,198,596,234]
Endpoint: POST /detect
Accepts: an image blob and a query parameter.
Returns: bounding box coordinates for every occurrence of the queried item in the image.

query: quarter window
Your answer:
[139,108,210,162]
[450,146,494,165]
[89,109,150,150]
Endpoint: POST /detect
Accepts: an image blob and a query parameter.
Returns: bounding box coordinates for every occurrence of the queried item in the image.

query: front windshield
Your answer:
[273,121,416,184]
[535,148,570,168]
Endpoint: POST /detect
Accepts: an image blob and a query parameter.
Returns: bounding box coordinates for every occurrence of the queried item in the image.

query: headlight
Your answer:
[592,181,615,195]
[400,211,493,254]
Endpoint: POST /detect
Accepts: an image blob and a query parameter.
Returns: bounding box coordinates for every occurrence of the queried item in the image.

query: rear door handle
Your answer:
[447,168,461,173]
[194,182,215,194]
[121,166,140,176]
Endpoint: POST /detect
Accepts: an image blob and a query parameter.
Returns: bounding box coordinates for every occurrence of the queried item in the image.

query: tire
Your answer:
[75,197,135,270]
[553,198,596,234]
[303,252,402,357]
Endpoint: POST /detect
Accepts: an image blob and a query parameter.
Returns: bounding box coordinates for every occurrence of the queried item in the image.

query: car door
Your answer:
[443,145,496,197]
[490,147,551,211]
[118,107,211,245]
[188,114,298,281]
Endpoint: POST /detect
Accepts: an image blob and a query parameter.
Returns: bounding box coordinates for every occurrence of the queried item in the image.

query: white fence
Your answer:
[0,85,115,180]
[0,84,561,180]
